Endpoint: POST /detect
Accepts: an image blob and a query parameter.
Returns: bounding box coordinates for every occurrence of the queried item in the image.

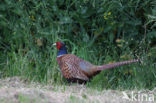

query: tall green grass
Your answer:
[0,0,156,89]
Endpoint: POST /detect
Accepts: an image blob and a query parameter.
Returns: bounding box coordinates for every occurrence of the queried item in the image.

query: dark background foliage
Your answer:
[0,0,156,89]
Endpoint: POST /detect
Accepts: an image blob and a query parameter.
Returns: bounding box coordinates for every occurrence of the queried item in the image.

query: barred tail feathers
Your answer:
[97,59,139,70]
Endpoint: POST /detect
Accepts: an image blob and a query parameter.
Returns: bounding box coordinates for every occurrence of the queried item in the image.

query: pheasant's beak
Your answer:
[52,43,56,46]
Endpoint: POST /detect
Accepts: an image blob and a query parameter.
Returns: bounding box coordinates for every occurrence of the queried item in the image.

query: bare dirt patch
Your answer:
[0,77,155,103]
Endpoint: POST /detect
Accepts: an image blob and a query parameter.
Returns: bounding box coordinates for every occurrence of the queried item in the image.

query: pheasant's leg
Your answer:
[67,78,87,84]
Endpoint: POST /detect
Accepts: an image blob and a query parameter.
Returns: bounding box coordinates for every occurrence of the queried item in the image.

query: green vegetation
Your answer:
[0,0,156,90]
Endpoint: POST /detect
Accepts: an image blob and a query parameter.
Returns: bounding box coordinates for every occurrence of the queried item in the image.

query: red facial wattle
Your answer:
[56,42,62,50]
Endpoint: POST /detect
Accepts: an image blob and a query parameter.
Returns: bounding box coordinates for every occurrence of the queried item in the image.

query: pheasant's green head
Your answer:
[53,41,67,57]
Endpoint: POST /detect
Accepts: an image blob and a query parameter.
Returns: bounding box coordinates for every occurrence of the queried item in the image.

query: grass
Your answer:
[1,43,155,90]
[18,94,38,103]
[0,77,155,103]
[0,77,144,103]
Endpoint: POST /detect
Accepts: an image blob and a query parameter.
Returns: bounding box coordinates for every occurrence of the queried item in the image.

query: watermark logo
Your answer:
[122,91,154,102]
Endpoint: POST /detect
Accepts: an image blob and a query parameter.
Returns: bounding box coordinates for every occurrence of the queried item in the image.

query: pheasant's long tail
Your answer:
[97,59,139,70]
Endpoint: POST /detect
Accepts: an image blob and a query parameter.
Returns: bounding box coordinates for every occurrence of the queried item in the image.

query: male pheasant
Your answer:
[53,41,139,83]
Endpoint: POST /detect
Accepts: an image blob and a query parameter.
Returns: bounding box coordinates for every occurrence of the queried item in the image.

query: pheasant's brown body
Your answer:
[54,41,139,83]
[57,54,95,82]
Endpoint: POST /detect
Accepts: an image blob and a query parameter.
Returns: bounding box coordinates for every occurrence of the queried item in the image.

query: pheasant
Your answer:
[53,41,139,83]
